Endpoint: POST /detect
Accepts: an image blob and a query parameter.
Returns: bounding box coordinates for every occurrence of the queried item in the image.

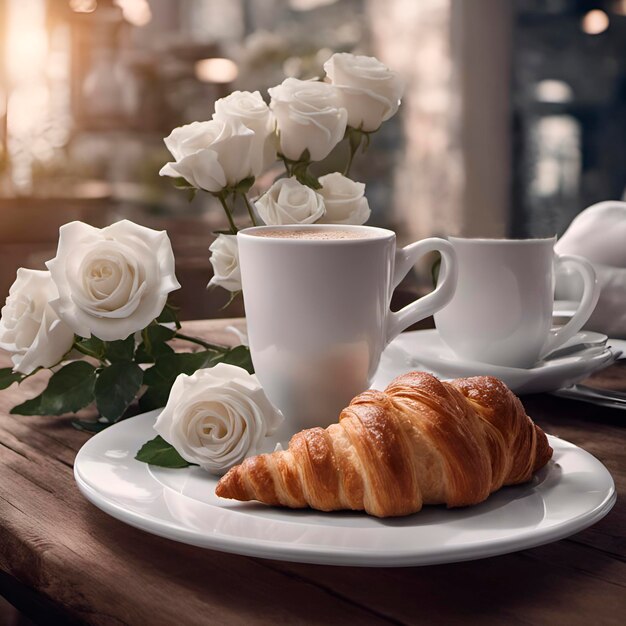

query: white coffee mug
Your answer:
[434,236,600,368]
[238,224,458,440]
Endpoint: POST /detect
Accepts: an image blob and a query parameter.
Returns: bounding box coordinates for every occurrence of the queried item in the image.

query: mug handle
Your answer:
[386,238,458,345]
[540,254,600,359]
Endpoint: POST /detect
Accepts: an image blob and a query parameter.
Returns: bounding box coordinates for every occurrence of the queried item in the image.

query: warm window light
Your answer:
[69,0,97,12]
[195,58,239,84]
[535,80,573,103]
[6,4,47,82]
[114,0,152,27]
[581,10,610,35]
[5,0,51,192]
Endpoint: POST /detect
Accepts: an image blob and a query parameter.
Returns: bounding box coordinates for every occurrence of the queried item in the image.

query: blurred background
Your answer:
[0,0,625,320]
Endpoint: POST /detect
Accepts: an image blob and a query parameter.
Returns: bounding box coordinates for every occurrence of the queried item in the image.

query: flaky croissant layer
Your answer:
[215,372,553,517]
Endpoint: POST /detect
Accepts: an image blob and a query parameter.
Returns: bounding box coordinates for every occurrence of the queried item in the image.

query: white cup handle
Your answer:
[540,254,600,359]
[386,238,458,345]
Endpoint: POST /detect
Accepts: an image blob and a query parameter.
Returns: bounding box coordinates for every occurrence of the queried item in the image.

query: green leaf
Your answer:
[0,368,23,390]
[75,336,106,360]
[10,361,96,416]
[104,335,136,362]
[135,341,174,363]
[362,130,372,152]
[293,161,321,189]
[138,385,171,412]
[301,172,321,189]
[140,349,223,411]
[143,350,218,387]
[72,418,113,433]
[135,435,194,468]
[11,395,46,416]
[172,176,195,190]
[147,324,177,344]
[233,176,255,194]
[95,361,144,421]
[348,127,363,153]
[138,324,177,362]
[141,363,172,389]
[214,345,254,374]
[177,350,222,372]
[156,304,181,329]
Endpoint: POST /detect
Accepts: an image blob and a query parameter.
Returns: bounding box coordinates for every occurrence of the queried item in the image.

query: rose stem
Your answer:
[241,193,258,226]
[280,156,292,177]
[174,333,226,352]
[217,193,239,234]
[72,341,108,366]
[344,132,361,177]
[73,343,99,359]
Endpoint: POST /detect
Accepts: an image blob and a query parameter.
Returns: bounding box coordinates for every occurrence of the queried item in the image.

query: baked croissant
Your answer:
[215,372,553,517]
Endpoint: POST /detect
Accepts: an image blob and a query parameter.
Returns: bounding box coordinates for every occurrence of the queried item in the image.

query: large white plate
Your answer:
[75,410,616,567]
[371,329,621,395]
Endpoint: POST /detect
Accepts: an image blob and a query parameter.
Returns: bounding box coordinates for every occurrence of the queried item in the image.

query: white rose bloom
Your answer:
[317,172,371,225]
[154,363,283,474]
[159,119,257,192]
[0,269,74,374]
[213,90,277,173]
[268,78,347,161]
[208,235,241,292]
[324,53,405,132]
[46,220,180,341]
[255,178,325,225]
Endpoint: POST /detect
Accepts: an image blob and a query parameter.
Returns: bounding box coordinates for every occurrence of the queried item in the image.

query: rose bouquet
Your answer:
[0,220,251,432]
[0,52,404,474]
[160,52,404,295]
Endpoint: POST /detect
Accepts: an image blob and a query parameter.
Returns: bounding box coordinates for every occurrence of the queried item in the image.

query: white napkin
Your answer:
[555,201,626,338]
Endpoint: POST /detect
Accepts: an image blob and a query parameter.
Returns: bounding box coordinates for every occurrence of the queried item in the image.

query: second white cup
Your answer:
[434,236,600,368]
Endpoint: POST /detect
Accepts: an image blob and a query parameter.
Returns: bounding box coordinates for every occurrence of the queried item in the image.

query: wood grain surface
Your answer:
[0,320,624,626]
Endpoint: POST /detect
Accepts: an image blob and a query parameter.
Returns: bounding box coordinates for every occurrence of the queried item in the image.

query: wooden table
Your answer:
[0,320,624,626]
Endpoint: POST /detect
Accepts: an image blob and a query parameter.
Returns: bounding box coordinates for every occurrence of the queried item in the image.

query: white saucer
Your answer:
[75,410,615,567]
[371,329,619,395]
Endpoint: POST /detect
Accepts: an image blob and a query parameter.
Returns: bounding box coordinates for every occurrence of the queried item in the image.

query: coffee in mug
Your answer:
[250,228,377,240]
[237,224,458,441]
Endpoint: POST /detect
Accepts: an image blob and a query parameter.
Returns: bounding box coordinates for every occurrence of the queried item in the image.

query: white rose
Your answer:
[0,269,74,374]
[208,235,241,292]
[46,220,180,341]
[159,119,257,192]
[255,178,325,225]
[153,363,283,474]
[213,90,277,173]
[268,78,347,161]
[324,53,404,132]
[316,172,371,225]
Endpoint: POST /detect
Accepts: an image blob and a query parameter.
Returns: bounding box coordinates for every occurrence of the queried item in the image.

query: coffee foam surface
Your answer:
[250,228,376,240]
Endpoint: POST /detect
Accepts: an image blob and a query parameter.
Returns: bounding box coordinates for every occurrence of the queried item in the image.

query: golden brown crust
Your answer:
[215,372,553,517]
